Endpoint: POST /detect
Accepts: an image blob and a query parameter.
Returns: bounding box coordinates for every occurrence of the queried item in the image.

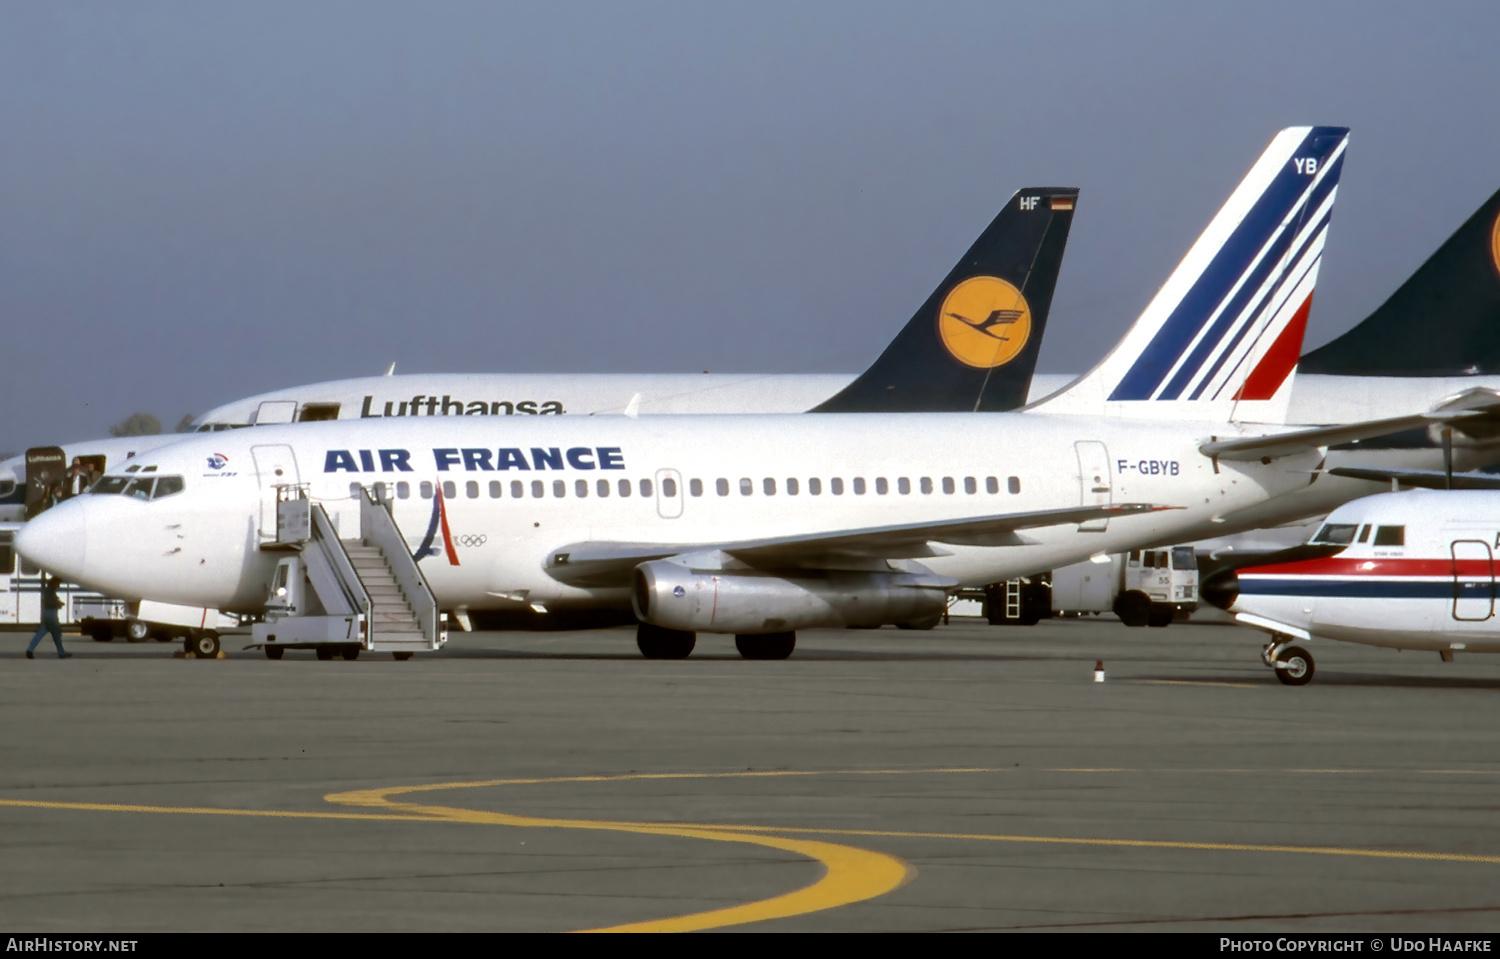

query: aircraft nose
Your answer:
[1200,565,1240,611]
[15,499,88,581]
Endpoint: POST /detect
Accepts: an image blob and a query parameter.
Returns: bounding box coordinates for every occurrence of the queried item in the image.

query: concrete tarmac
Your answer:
[4,617,1500,932]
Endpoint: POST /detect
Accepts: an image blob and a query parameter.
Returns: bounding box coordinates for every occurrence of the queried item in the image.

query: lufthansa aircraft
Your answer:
[1204,487,1500,685]
[26,126,1443,662]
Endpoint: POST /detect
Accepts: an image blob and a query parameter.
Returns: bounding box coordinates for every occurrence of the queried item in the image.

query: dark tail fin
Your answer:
[811,188,1077,412]
[1301,186,1500,376]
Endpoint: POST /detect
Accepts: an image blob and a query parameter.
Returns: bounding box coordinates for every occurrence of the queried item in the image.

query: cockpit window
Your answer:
[1373,525,1405,547]
[91,475,185,500]
[1311,523,1358,545]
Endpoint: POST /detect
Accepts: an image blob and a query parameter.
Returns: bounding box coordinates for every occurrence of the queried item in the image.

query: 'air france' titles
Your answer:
[323,447,625,473]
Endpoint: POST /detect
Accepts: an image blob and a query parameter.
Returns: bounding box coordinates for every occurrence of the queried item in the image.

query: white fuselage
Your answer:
[11,370,1496,528]
[17,413,1317,619]
[1226,490,1500,653]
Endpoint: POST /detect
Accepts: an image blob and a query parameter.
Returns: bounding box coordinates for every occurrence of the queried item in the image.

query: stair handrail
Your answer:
[359,486,441,649]
[307,502,371,623]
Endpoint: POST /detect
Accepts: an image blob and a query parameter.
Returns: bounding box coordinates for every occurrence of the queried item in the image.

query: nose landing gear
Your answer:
[1262,638,1315,686]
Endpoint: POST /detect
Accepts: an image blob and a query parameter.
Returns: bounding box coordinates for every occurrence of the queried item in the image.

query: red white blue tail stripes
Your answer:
[1034,127,1348,424]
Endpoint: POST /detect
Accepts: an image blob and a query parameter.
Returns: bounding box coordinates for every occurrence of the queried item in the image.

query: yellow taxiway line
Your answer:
[6,765,1500,931]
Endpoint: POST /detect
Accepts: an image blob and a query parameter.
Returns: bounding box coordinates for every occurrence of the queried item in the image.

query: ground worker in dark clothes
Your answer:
[26,575,70,659]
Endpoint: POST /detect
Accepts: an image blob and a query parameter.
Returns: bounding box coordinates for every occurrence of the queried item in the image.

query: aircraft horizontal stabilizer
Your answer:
[1326,466,1500,491]
[1199,409,1489,461]
[546,502,1169,587]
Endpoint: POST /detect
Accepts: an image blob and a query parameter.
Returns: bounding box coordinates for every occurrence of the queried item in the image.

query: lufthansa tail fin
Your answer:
[1300,186,1500,376]
[1032,126,1349,424]
[811,187,1077,413]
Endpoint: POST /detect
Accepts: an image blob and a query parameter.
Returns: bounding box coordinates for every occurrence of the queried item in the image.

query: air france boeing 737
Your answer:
[26,126,1443,662]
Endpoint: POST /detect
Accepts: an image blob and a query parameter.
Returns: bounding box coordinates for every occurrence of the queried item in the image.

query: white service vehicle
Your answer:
[0,524,124,640]
[1051,547,1199,625]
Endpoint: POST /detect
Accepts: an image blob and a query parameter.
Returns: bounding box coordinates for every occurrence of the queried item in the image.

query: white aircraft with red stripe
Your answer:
[1205,488,1500,685]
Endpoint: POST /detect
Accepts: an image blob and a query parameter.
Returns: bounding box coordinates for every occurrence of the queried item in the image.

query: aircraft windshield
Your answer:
[90,476,185,500]
[1311,523,1359,545]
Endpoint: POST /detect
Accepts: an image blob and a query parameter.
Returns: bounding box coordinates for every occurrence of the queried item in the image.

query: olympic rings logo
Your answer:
[456,534,488,547]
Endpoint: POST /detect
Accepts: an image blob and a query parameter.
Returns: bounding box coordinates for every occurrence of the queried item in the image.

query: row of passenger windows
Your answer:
[351,475,1023,502]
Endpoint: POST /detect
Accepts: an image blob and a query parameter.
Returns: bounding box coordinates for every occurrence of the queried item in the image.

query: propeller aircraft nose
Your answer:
[1199,565,1240,611]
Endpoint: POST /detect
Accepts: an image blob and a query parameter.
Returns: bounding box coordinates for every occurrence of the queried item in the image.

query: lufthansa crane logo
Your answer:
[937,276,1032,369]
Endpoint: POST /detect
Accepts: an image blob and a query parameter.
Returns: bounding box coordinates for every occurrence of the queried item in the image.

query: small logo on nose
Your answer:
[207,453,230,470]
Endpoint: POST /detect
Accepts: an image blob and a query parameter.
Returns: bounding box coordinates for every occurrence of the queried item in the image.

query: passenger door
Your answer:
[1075,441,1112,531]
[251,445,301,541]
[1450,540,1494,622]
[253,401,297,425]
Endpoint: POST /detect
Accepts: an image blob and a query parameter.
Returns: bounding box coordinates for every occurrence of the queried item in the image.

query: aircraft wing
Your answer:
[544,502,1169,587]
[1327,466,1500,491]
[1198,410,1488,461]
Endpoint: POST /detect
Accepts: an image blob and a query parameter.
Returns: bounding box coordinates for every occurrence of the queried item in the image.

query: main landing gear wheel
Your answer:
[636,623,696,659]
[185,631,220,658]
[1114,591,1151,628]
[1274,646,1315,686]
[125,618,150,643]
[264,645,285,660]
[735,631,796,660]
[1147,603,1174,628]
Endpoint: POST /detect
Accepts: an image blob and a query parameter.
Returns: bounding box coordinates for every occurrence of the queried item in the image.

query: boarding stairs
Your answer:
[251,485,445,658]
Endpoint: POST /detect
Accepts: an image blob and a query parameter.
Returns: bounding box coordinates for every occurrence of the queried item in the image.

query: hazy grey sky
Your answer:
[3,1,1498,452]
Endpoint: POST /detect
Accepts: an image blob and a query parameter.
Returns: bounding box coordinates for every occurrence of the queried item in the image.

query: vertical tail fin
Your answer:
[1300,186,1500,376]
[1032,126,1349,423]
[811,187,1077,412]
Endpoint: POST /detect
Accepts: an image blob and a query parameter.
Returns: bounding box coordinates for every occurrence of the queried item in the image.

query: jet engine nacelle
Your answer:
[631,560,949,634]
